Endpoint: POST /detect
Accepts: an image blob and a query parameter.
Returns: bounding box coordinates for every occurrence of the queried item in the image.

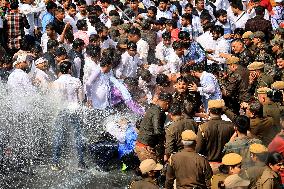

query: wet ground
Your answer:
[0,84,140,189]
[0,158,135,189]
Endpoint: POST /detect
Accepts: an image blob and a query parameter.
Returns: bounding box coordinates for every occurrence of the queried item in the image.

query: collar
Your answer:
[143,177,158,185]
[255,161,266,167]
[200,71,206,80]
[172,116,183,123]
[210,116,222,120]
[182,148,195,152]
[59,73,72,78]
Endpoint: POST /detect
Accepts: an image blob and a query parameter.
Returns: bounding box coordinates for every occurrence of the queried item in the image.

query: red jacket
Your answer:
[268,134,284,184]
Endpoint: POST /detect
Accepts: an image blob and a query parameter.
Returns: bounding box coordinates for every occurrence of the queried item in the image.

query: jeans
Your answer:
[52,109,84,165]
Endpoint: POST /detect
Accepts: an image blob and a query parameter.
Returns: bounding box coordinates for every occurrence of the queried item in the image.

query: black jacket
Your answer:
[137,104,167,147]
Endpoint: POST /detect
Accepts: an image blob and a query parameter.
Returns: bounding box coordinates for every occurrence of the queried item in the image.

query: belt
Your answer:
[136,141,148,148]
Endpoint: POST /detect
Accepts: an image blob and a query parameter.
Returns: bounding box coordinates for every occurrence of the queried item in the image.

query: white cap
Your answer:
[35,57,48,66]
[13,54,27,67]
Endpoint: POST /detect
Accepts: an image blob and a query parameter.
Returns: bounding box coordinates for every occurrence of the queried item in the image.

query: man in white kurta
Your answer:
[7,54,37,113]
[51,61,86,171]
[155,32,174,65]
[85,60,113,110]
[115,42,142,79]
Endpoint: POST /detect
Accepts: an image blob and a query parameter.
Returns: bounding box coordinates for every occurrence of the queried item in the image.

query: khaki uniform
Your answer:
[196,117,235,162]
[165,149,213,189]
[256,166,282,189]
[239,162,266,189]
[222,70,248,113]
[235,65,250,90]
[129,178,159,189]
[165,116,198,155]
[250,117,278,146]
[223,136,262,168]
[263,102,282,132]
[249,73,274,97]
[234,49,254,67]
[211,173,228,189]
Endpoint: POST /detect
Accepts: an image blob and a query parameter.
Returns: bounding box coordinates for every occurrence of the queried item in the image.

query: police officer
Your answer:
[135,93,172,163]
[196,99,235,162]
[129,159,162,189]
[247,61,274,97]
[239,143,268,188]
[212,153,243,188]
[221,56,249,114]
[246,101,277,146]
[256,152,283,188]
[164,103,198,161]
[165,130,213,189]
[257,87,282,131]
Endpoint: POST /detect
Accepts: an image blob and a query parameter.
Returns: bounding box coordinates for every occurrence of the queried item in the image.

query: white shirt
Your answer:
[33,68,50,91]
[100,37,117,50]
[75,12,87,20]
[231,11,249,29]
[138,76,155,104]
[196,31,216,50]
[19,3,41,35]
[64,14,78,33]
[156,9,172,20]
[85,68,113,109]
[83,56,99,86]
[106,5,116,15]
[7,68,37,112]
[166,51,184,74]
[214,0,230,11]
[99,13,112,28]
[115,51,142,78]
[87,21,97,36]
[53,74,83,110]
[155,42,174,62]
[40,33,60,53]
[0,17,3,28]
[247,8,270,20]
[208,36,230,65]
[137,38,149,64]
[83,57,99,96]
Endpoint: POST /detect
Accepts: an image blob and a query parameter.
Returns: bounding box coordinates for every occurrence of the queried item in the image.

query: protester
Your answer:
[1,0,284,186]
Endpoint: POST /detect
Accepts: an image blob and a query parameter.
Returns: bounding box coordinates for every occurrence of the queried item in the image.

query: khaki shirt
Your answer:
[250,117,278,146]
[256,166,282,189]
[165,116,198,155]
[239,161,266,189]
[130,177,159,189]
[263,102,281,132]
[165,149,213,189]
[196,117,235,162]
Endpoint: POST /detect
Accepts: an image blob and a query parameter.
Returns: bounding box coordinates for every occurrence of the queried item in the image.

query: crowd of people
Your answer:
[0,0,284,187]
